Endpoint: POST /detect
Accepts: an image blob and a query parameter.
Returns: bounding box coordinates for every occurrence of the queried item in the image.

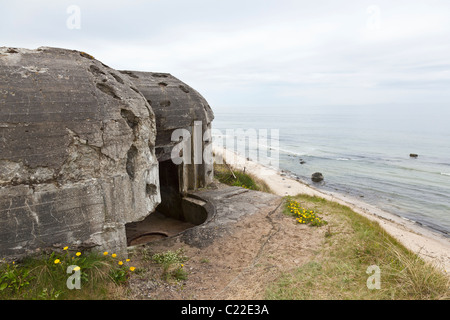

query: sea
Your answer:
[211,104,450,238]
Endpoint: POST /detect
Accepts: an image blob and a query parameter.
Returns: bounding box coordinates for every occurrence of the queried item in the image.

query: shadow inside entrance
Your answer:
[126,159,214,246]
[126,211,196,246]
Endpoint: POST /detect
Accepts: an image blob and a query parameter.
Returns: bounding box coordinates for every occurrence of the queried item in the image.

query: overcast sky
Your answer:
[1,0,450,112]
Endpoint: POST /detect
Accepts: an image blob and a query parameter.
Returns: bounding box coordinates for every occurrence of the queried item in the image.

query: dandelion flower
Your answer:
[54,259,60,264]
[73,266,81,271]
[63,246,68,250]
[112,253,117,258]
[103,251,108,256]
[76,252,81,257]
[118,261,123,266]
[126,258,130,262]
[129,267,135,271]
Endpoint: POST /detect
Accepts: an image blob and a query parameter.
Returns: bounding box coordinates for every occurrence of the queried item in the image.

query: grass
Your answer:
[0,248,136,300]
[266,194,450,300]
[214,162,272,193]
[284,196,328,227]
[0,245,193,300]
[151,248,189,282]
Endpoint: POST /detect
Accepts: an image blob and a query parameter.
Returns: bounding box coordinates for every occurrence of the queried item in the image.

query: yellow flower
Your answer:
[63,246,68,250]
[73,266,81,271]
[103,251,108,256]
[54,259,60,264]
[129,267,135,271]
[118,261,123,266]
[126,258,130,262]
[111,253,117,258]
[76,252,81,256]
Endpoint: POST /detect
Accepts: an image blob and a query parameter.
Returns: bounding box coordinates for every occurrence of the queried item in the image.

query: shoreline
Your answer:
[213,146,450,275]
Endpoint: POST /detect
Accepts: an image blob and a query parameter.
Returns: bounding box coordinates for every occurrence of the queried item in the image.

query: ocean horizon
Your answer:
[212,104,450,238]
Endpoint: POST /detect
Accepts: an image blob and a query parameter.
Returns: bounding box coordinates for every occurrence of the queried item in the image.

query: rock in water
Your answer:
[410,153,418,158]
[311,172,324,182]
[0,47,161,259]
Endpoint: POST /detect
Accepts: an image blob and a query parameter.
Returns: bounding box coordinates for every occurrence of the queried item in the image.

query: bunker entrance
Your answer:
[126,160,209,246]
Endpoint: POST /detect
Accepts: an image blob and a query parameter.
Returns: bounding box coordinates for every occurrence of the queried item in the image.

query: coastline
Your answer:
[213,146,450,275]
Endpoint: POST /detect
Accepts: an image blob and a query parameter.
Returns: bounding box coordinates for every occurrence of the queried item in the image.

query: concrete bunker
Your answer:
[122,71,215,246]
[0,47,215,259]
[0,47,161,258]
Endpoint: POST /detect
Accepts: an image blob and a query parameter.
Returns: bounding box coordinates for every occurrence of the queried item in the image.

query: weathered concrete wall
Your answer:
[0,47,160,259]
[122,71,215,194]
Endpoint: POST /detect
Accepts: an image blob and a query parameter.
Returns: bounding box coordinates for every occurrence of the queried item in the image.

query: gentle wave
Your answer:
[441,172,450,176]
[335,157,364,161]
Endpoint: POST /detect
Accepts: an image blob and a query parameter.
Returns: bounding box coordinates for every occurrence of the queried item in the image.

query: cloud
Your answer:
[1,0,450,110]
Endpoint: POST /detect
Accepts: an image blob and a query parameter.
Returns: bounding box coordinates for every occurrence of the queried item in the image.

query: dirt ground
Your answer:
[127,194,329,300]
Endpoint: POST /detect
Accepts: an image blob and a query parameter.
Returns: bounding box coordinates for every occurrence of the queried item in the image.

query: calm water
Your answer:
[212,105,450,237]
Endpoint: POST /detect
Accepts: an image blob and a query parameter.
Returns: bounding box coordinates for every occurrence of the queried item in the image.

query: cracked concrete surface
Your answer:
[0,47,160,259]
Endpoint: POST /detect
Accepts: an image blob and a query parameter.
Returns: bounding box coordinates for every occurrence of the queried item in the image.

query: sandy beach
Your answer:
[213,146,450,275]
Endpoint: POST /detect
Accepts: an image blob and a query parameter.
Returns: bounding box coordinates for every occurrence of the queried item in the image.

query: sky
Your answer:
[1,0,450,112]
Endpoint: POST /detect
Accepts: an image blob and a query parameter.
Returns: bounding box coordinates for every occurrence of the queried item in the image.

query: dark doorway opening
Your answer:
[126,160,209,246]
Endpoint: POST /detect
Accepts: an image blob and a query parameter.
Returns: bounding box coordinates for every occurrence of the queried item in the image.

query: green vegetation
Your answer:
[151,248,189,282]
[214,162,272,193]
[0,246,193,299]
[284,196,328,227]
[0,247,135,300]
[266,194,450,300]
